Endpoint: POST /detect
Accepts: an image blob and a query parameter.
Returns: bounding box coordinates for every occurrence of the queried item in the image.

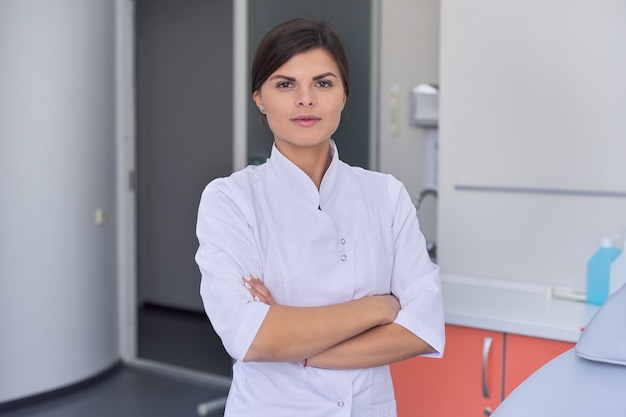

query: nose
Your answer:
[297,88,315,107]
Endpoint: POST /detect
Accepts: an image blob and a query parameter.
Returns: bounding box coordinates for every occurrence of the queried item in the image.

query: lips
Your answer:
[292,114,321,127]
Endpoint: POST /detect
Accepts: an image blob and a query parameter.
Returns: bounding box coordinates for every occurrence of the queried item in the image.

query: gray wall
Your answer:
[0,0,119,403]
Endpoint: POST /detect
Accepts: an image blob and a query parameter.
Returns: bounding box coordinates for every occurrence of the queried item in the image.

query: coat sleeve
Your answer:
[195,177,270,361]
[387,177,445,357]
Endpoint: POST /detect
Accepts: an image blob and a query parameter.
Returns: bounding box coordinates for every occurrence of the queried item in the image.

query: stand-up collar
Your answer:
[268,140,340,209]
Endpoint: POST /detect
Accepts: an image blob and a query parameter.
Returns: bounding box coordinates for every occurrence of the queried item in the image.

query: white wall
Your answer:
[437,0,626,287]
[379,0,441,243]
[0,0,119,403]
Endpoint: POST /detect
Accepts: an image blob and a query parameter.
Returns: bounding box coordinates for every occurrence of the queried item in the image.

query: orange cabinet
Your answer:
[391,325,504,417]
[391,325,574,417]
[503,333,574,397]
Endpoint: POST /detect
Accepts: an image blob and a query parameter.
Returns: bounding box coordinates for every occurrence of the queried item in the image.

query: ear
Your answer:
[253,90,264,110]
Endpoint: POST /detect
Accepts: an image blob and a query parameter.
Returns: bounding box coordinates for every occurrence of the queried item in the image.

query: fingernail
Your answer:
[243,281,251,289]
[254,296,260,302]
[243,275,252,281]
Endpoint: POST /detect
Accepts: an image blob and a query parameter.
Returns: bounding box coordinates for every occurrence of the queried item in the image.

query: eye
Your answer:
[315,80,333,88]
[276,81,294,88]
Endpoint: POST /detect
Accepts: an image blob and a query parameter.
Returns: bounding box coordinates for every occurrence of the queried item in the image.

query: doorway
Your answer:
[134,0,233,376]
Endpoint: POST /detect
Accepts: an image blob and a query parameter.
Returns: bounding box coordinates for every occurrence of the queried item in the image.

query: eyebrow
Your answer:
[268,72,338,82]
[313,72,338,80]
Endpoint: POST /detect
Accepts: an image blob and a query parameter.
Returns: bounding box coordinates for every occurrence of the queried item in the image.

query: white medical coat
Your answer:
[195,141,444,417]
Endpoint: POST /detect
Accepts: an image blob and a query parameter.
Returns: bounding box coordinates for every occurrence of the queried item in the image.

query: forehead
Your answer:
[271,48,341,77]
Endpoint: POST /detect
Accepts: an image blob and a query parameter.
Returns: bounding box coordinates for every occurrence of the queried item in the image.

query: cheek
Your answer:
[264,101,285,114]
[329,102,345,121]
[264,111,288,134]
[262,96,291,115]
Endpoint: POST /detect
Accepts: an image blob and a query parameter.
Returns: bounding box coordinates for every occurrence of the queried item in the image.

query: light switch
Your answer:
[95,209,106,226]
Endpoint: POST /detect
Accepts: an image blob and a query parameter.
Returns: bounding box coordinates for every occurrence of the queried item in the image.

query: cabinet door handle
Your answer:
[482,336,493,398]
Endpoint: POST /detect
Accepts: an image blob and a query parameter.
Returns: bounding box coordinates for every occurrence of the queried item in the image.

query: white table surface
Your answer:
[440,274,601,343]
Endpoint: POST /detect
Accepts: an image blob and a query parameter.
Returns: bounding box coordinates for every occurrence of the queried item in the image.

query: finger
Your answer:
[242,277,259,299]
[250,288,272,304]
[250,277,277,305]
[242,276,270,304]
[243,275,277,305]
[249,277,271,297]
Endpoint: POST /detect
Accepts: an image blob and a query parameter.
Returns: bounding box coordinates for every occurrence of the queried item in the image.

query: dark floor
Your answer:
[0,365,228,417]
[137,303,233,377]
[1,304,233,416]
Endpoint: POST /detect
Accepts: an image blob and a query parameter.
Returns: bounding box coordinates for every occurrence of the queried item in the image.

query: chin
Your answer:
[277,134,332,149]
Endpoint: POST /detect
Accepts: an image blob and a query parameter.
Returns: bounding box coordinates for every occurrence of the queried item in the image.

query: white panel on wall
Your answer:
[0,0,119,403]
[441,0,626,192]
[438,0,626,287]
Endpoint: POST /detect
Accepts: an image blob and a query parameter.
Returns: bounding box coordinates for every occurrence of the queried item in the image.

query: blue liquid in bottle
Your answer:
[587,237,622,305]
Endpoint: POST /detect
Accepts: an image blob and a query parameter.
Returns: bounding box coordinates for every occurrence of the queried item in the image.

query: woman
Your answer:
[195,18,444,417]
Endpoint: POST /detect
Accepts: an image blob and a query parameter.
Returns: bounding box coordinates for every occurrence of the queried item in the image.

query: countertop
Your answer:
[441,274,601,343]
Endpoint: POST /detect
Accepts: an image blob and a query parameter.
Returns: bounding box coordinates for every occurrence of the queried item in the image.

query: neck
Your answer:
[275,140,332,189]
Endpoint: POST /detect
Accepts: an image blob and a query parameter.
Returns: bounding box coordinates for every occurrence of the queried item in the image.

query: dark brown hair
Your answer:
[251,18,350,98]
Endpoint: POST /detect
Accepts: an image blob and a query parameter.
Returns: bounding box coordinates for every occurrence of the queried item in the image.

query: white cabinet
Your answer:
[438,0,626,287]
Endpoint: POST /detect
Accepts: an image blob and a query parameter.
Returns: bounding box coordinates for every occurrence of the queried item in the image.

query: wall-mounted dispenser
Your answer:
[410,83,439,127]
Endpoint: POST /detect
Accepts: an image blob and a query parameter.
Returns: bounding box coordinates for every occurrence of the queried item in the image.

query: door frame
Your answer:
[115,0,137,363]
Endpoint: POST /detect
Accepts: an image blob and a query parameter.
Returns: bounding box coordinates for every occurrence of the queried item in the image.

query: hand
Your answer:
[243,275,276,305]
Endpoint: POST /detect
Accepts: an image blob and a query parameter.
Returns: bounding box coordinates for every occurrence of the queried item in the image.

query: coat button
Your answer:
[340,255,347,261]
[337,401,344,407]
[340,238,346,245]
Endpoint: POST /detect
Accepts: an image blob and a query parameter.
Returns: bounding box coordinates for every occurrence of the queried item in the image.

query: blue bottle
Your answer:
[587,237,622,305]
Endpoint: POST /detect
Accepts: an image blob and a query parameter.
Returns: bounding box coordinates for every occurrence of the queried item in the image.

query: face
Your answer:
[253,48,347,154]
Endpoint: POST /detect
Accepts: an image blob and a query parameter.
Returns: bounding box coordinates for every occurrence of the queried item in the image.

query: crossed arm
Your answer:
[242,276,435,369]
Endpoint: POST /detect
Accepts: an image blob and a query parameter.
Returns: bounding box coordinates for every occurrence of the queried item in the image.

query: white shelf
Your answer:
[441,274,600,343]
